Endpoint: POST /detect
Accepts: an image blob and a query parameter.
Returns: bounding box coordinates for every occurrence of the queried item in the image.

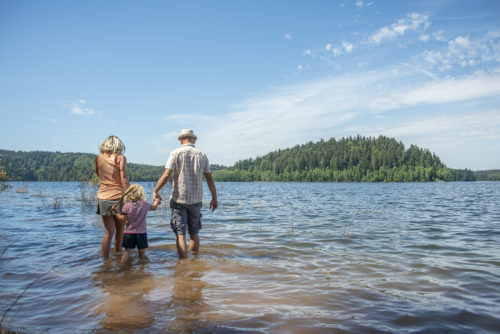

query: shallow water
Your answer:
[1,181,500,333]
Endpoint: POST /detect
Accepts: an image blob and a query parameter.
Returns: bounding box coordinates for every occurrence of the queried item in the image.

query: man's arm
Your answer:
[204,172,218,212]
[153,168,173,202]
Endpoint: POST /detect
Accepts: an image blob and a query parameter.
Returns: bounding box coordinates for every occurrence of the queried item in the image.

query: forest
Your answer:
[211,135,471,182]
[0,150,164,182]
[0,135,495,183]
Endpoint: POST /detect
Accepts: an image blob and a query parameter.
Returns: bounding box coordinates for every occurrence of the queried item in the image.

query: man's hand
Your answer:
[210,199,218,212]
[153,191,162,202]
[111,203,118,213]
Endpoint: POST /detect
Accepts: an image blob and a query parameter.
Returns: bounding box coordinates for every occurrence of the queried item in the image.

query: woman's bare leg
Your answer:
[101,216,116,258]
[114,215,126,253]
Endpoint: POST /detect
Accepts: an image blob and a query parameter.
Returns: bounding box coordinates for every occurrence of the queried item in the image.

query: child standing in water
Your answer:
[112,184,161,264]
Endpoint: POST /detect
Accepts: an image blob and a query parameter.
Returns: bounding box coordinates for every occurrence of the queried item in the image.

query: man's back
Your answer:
[166,144,210,204]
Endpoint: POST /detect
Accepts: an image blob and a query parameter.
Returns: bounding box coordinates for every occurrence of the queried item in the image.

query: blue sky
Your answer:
[1,0,499,170]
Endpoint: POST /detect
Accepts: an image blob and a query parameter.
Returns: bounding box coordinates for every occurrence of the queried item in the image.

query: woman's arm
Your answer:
[95,156,100,177]
[111,206,127,221]
[118,155,130,192]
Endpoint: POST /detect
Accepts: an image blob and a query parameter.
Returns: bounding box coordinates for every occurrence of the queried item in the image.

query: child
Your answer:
[112,184,161,264]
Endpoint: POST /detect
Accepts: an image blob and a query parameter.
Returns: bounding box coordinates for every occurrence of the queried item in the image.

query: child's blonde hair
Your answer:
[99,135,126,154]
[123,184,146,203]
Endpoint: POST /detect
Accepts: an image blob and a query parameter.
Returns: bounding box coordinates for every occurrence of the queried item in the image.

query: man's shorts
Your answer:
[122,233,148,249]
[96,199,123,216]
[170,200,202,236]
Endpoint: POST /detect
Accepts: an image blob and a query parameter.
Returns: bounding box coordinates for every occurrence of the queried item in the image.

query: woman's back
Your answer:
[96,153,127,199]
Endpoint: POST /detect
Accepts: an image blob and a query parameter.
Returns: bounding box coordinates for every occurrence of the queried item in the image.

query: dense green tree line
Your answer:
[211,136,482,182]
[0,150,164,182]
[0,155,9,192]
[1,136,497,182]
[472,169,500,181]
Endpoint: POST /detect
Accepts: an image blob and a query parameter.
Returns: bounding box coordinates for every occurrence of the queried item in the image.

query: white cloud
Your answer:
[342,42,354,53]
[63,99,95,116]
[163,131,178,140]
[165,113,217,123]
[70,106,94,116]
[356,1,372,8]
[383,110,500,141]
[371,13,429,44]
[421,34,500,71]
[332,47,343,57]
[369,70,500,111]
[419,34,430,42]
[449,36,472,50]
[48,118,65,124]
[284,33,292,40]
[297,64,303,71]
[379,109,500,169]
[191,67,500,166]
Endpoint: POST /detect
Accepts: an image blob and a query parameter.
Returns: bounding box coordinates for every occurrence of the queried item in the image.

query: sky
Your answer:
[1,0,500,170]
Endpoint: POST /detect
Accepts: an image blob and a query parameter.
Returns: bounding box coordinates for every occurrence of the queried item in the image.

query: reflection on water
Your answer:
[1,181,500,333]
[93,262,156,332]
[167,259,210,333]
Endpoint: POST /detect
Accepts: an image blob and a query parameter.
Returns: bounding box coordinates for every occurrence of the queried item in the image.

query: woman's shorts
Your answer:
[96,199,123,216]
[122,233,148,249]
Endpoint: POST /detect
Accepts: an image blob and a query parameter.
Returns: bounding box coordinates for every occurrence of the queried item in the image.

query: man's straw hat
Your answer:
[178,129,197,140]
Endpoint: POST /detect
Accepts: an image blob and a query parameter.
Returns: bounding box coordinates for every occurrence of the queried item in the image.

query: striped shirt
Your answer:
[165,144,211,205]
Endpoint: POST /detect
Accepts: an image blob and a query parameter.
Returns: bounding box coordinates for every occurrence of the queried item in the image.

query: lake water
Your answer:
[1,181,499,333]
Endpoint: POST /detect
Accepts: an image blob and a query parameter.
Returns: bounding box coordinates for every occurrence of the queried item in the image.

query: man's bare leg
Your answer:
[189,234,200,254]
[176,234,188,259]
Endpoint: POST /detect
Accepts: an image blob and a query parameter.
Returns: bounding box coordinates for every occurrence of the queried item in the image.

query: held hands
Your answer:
[153,191,162,203]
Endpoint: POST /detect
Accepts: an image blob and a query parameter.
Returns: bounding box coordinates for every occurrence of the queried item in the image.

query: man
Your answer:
[153,129,218,259]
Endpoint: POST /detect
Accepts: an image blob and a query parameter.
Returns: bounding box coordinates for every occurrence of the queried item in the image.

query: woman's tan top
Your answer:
[96,153,130,200]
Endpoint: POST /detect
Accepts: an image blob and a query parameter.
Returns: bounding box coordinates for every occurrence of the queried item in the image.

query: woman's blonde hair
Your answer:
[99,135,125,154]
[123,184,146,203]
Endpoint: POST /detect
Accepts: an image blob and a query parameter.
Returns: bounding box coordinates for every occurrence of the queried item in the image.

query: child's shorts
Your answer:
[122,233,148,249]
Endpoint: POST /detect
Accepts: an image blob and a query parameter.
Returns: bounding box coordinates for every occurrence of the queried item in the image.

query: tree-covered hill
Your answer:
[211,135,475,182]
[1,136,495,182]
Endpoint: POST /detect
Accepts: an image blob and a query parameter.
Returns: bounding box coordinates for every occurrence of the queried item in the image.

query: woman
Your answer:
[95,135,130,258]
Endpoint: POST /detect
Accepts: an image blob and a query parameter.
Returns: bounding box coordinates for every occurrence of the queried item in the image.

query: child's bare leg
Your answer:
[101,216,116,259]
[121,249,131,264]
[114,215,126,253]
[138,249,147,261]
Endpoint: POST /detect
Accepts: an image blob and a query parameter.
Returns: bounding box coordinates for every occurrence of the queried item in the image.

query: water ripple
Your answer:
[1,182,500,333]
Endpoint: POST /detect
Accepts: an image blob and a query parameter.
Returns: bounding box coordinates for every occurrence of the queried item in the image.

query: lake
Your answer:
[1,181,499,333]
